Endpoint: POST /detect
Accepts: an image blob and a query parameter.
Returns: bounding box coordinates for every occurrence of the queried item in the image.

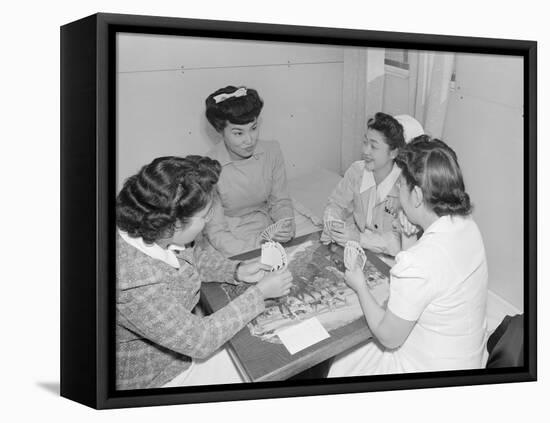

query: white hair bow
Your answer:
[213,87,248,104]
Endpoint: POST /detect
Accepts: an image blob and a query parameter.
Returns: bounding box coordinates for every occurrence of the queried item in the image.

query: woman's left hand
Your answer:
[271,219,296,243]
[344,266,367,293]
[271,229,294,243]
[236,259,272,283]
[330,225,360,246]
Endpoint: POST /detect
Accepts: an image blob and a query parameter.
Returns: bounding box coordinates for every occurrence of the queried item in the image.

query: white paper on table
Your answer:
[276,318,330,355]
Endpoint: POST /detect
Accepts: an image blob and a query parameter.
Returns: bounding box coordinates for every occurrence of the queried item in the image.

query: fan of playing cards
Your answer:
[260,217,294,242]
[261,241,288,272]
[344,240,366,271]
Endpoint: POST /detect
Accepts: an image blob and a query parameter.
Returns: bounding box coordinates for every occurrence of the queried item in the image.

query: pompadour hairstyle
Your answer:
[367,112,406,150]
[116,155,221,243]
[205,85,264,132]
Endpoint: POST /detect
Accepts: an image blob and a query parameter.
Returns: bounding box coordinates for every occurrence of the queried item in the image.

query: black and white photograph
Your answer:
[114,32,527,391]
[59,11,537,408]
[7,0,548,420]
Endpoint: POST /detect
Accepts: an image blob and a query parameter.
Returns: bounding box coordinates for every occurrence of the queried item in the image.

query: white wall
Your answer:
[443,53,524,310]
[117,33,344,190]
[382,70,410,115]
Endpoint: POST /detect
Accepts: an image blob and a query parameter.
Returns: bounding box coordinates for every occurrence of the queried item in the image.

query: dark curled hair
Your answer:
[367,112,405,150]
[116,156,221,244]
[205,85,264,132]
[395,135,472,217]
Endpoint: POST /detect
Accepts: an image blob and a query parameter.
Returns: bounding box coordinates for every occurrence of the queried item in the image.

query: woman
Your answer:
[204,85,295,256]
[329,136,488,376]
[116,155,293,389]
[322,112,420,256]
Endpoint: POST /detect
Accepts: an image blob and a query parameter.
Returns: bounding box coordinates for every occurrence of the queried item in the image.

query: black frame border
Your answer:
[60,12,537,409]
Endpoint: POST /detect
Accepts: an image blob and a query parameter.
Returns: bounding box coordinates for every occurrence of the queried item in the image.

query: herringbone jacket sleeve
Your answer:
[192,234,240,283]
[118,278,265,359]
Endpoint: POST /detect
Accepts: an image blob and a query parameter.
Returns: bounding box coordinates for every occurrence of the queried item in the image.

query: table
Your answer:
[200,231,391,382]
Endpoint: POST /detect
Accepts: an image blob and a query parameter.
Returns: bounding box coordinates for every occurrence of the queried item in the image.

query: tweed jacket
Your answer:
[116,232,265,390]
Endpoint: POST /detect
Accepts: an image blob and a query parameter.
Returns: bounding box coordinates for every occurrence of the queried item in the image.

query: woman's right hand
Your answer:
[344,266,366,293]
[256,269,293,299]
[319,229,332,245]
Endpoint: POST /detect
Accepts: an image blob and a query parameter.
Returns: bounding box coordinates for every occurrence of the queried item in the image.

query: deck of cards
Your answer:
[261,217,294,242]
[261,241,288,272]
[344,240,366,271]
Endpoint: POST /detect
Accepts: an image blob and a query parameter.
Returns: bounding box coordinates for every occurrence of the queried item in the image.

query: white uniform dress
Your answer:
[329,215,489,376]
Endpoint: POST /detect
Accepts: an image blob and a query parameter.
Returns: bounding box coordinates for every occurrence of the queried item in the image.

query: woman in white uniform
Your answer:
[329,136,488,376]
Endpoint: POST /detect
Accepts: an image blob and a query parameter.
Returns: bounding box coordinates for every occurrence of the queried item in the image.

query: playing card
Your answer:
[344,240,366,271]
[260,224,277,241]
[261,241,288,271]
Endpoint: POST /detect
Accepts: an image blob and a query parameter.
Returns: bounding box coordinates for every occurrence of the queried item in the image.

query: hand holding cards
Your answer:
[258,241,293,299]
[344,240,366,271]
[321,218,346,244]
[325,218,345,234]
[261,241,288,271]
[261,217,295,242]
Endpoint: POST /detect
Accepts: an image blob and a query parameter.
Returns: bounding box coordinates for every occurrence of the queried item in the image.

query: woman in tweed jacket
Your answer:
[116,155,293,390]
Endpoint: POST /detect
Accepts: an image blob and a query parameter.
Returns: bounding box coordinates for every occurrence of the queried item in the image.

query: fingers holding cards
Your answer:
[323,218,345,244]
[272,217,295,242]
[325,218,345,234]
[261,241,288,272]
[344,240,366,271]
[260,224,276,242]
[261,217,295,242]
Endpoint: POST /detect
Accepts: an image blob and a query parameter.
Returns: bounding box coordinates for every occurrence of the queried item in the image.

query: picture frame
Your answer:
[60,12,537,409]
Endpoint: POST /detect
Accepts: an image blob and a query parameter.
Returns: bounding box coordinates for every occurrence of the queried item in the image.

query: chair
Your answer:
[485,314,524,368]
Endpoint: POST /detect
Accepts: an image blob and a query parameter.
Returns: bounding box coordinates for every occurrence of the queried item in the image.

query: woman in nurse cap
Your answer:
[329,136,488,376]
[321,113,424,256]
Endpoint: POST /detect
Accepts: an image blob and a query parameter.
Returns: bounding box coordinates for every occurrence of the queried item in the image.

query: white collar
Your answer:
[359,166,375,194]
[359,163,401,201]
[376,163,401,202]
[423,215,466,235]
[118,228,181,269]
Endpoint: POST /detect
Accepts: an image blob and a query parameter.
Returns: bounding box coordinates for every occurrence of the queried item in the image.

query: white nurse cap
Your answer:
[394,114,424,143]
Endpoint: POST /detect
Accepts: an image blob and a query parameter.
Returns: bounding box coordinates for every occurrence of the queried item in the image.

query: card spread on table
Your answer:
[276,318,331,355]
[260,241,288,271]
[344,240,366,271]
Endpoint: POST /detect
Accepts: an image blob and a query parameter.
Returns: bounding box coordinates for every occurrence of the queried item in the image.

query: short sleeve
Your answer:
[387,250,437,321]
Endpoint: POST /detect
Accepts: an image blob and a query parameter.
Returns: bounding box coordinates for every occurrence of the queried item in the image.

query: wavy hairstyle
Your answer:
[367,112,405,151]
[116,156,221,244]
[205,85,264,132]
[395,135,472,217]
